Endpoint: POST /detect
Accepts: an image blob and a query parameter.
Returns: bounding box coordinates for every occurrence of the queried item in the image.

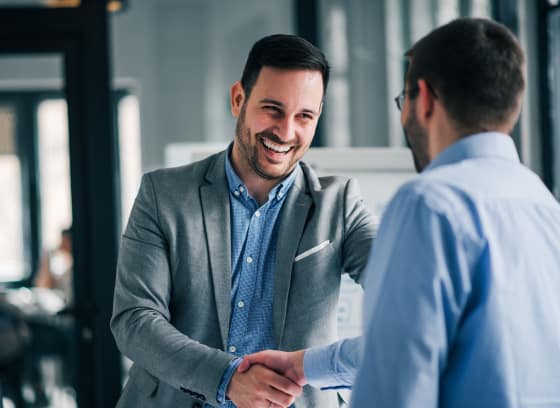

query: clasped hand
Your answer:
[227,350,306,408]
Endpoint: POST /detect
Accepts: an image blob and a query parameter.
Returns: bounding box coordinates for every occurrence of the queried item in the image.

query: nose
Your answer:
[276,116,296,141]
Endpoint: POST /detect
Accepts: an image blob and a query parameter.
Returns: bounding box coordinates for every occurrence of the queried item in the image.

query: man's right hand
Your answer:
[226,364,302,408]
[237,350,306,387]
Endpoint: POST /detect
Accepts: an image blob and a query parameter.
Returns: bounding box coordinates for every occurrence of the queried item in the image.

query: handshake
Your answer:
[226,349,306,408]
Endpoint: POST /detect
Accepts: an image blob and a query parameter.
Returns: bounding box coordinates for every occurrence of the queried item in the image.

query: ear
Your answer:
[230,81,246,118]
[415,79,436,124]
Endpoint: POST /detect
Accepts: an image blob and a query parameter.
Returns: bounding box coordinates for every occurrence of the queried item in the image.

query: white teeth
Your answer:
[262,138,291,153]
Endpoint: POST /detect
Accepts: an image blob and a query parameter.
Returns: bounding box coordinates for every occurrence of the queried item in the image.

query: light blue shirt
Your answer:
[305,132,560,407]
[214,148,298,407]
[304,337,361,389]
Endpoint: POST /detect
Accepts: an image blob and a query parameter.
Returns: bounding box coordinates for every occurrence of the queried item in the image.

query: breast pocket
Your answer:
[293,240,337,272]
[295,240,333,262]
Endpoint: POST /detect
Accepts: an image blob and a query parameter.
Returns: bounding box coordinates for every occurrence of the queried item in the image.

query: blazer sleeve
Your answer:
[342,177,377,285]
[110,173,234,407]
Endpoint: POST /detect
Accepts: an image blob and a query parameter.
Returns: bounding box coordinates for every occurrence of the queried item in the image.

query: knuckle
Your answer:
[283,394,296,406]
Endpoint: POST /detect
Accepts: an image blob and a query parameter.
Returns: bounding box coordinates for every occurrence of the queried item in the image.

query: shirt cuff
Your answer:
[216,358,242,404]
[303,337,361,389]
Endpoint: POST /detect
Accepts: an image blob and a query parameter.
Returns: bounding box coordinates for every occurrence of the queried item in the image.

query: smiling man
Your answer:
[111,34,376,408]
[230,66,323,204]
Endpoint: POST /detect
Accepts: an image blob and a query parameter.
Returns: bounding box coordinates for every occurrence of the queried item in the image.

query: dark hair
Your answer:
[240,34,330,99]
[405,18,525,131]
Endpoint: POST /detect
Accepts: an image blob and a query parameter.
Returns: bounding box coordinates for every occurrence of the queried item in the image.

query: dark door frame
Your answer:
[537,0,559,192]
[0,2,121,407]
[294,0,325,147]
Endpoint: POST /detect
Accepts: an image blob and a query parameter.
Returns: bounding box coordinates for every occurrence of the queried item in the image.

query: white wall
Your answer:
[111,0,293,172]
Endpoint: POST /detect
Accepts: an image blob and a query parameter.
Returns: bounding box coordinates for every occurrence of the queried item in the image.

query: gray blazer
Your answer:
[111,150,376,407]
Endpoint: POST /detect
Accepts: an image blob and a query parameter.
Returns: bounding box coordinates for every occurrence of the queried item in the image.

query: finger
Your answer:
[265,387,297,408]
[245,351,268,367]
[238,357,252,373]
[266,371,302,397]
[238,352,270,373]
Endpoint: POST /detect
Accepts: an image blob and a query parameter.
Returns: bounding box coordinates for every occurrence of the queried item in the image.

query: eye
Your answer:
[298,112,314,121]
[263,105,282,114]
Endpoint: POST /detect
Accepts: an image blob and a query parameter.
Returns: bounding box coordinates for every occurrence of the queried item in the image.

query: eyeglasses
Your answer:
[394,90,405,111]
[394,83,436,111]
[394,87,417,111]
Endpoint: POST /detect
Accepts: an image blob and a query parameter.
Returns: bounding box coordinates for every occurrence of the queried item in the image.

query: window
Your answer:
[117,94,142,227]
[37,99,72,250]
[319,0,492,148]
[0,106,25,281]
[0,91,141,283]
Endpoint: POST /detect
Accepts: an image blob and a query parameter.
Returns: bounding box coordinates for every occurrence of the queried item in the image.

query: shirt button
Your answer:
[237,301,245,308]
[246,256,253,264]
[229,346,237,353]
[277,192,283,199]
[254,210,261,218]
[233,190,240,197]
[239,186,245,193]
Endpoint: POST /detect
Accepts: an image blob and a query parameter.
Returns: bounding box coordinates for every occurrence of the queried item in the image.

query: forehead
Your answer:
[249,66,324,108]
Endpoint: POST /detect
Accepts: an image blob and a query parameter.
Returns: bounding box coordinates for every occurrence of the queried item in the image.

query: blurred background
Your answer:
[0,0,558,407]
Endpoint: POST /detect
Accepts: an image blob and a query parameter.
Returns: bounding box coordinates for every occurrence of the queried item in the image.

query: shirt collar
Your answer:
[224,143,298,204]
[425,132,520,172]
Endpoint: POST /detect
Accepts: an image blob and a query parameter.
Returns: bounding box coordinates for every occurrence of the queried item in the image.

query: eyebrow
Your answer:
[259,98,319,116]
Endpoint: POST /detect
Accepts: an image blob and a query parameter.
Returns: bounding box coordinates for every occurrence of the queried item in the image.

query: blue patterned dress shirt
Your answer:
[212,149,298,407]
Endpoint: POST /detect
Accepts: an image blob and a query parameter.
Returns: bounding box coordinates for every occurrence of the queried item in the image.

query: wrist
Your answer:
[220,358,242,403]
[294,350,307,385]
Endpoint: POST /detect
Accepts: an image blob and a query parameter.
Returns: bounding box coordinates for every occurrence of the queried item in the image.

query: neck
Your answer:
[427,114,462,162]
[241,172,281,206]
[230,148,283,206]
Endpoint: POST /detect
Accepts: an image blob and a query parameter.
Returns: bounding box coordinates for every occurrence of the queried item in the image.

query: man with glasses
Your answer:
[239,17,560,407]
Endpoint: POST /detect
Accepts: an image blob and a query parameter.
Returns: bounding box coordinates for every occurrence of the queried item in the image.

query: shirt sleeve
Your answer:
[216,358,242,404]
[304,336,362,389]
[350,182,480,408]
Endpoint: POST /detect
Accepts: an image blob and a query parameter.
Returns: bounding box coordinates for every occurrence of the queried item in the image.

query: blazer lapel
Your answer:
[273,167,311,347]
[200,152,232,350]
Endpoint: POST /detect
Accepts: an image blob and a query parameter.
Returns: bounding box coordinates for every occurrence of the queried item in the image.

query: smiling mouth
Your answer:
[260,136,294,154]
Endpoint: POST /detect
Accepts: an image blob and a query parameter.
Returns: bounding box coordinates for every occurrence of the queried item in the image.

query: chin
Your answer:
[255,164,290,180]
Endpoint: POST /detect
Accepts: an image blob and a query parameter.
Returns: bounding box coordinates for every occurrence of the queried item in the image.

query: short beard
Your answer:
[404,106,430,173]
[234,103,283,181]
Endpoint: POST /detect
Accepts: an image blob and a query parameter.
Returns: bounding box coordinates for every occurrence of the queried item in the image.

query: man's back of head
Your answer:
[405,18,525,134]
